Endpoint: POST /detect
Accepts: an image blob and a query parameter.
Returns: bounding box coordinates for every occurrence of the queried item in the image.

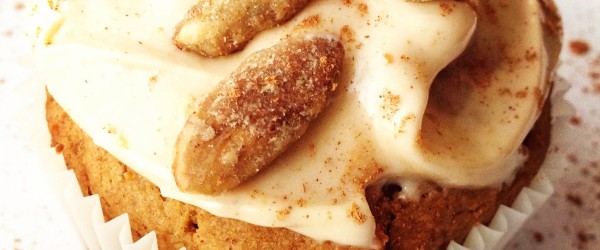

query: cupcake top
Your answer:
[34,0,556,247]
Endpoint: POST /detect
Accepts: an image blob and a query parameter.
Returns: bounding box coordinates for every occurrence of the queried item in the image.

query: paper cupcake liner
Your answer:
[447,77,572,250]
[51,170,158,250]
[446,174,554,250]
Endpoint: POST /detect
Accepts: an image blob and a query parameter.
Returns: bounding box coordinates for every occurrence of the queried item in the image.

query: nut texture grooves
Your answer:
[173,0,312,57]
[173,35,345,194]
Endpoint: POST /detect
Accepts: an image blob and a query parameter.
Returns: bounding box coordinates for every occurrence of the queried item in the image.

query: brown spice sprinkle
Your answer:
[397,114,416,134]
[173,36,344,194]
[340,25,356,44]
[567,153,580,164]
[525,48,538,62]
[533,231,544,243]
[590,54,600,95]
[439,3,455,16]
[276,206,293,221]
[516,88,529,99]
[296,198,306,207]
[357,3,369,16]
[566,193,583,207]
[569,40,591,56]
[296,15,321,30]
[3,30,13,37]
[594,175,600,185]
[576,230,597,249]
[570,116,582,126]
[15,2,25,11]
[498,88,513,97]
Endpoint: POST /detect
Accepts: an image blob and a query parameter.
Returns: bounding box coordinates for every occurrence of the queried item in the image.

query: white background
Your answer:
[0,0,599,249]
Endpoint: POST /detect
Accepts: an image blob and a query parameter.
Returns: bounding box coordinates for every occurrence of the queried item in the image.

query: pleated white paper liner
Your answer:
[51,170,159,250]
[447,77,573,250]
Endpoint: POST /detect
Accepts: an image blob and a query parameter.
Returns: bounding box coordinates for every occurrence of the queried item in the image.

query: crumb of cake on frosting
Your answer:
[295,15,321,30]
[380,89,401,120]
[276,206,293,221]
[395,114,415,135]
[347,202,367,224]
[384,53,394,64]
[340,25,357,44]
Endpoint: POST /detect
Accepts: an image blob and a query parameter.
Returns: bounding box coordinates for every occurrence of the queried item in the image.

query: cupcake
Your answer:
[36,0,562,249]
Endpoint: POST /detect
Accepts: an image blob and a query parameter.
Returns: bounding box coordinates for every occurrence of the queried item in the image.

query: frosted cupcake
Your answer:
[36,0,562,249]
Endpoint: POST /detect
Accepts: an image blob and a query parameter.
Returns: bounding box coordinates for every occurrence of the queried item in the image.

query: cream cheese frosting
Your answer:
[34,0,550,248]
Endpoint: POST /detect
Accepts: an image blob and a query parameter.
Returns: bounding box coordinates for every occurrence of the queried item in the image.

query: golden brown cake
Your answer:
[38,0,562,249]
